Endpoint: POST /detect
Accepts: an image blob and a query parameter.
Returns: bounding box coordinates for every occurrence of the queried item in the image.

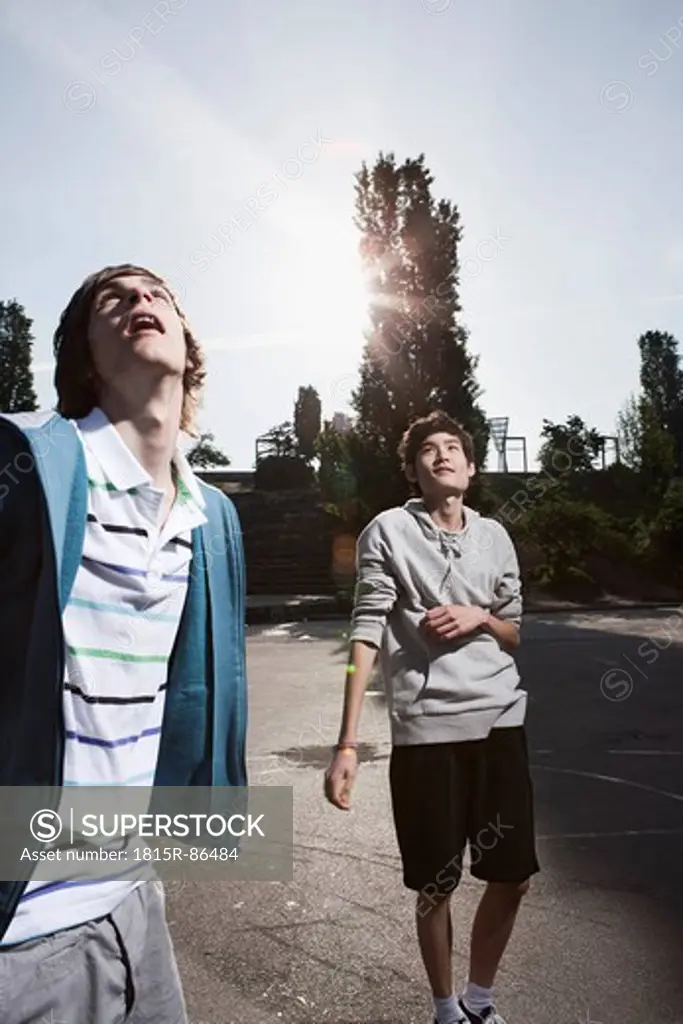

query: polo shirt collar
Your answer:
[173,446,206,510]
[76,406,206,510]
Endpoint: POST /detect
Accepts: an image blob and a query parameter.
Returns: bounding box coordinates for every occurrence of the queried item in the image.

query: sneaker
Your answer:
[457,998,507,1024]
[432,1008,469,1024]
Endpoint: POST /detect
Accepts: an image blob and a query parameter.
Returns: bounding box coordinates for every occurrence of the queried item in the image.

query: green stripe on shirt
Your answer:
[66,645,168,663]
[175,476,192,505]
[87,476,139,494]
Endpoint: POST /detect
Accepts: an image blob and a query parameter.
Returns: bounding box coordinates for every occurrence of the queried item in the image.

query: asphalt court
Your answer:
[170,611,683,1023]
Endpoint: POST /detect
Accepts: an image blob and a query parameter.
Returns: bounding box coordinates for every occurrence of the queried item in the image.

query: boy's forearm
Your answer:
[482,612,520,651]
[336,639,379,746]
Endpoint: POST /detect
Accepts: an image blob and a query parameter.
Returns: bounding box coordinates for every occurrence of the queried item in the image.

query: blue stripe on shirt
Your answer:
[19,864,143,901]
[65,726,162,748]
[81,555,188,582]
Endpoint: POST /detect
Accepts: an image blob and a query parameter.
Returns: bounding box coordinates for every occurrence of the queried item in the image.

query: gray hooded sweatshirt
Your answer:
[349,498,525,745]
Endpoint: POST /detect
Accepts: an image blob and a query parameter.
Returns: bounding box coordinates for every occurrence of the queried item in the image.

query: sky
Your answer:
[2,0,683,471]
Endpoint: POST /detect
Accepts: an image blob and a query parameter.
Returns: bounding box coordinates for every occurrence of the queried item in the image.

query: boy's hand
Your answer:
[422,604,488,641]
[323,749,358,810]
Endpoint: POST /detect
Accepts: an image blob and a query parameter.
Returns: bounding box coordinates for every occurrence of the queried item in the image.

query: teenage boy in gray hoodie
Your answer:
[324,410,539,1024]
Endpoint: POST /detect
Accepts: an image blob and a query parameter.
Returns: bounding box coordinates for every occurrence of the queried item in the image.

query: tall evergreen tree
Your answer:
[350,153,489,516]
[616,392,675,492]
[316,419,357,506]
[293,385,322,462]
[0,299,38,413]
[637,329,683,473]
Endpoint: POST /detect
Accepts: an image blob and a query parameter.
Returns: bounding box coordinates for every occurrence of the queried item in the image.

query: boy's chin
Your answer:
[424,483,465,500]
[128,350,184,374]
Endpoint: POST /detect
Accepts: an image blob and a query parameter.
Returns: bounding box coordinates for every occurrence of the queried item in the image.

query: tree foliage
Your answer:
[186,431,230,469]
[257,421,297,459]
[646,478,683,568]
[349,152,489,517]
[0,299,38,413]
[616,392,675,492]
[255,455,315,492]
[537,415,604,476]
[314,419,362,528]
[293,386,321,462]
[516,494,622,592]
[316,421,355,502]
[637,329,683,473]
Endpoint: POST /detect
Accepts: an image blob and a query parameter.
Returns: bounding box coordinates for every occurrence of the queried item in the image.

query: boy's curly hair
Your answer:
[53,263,205,437]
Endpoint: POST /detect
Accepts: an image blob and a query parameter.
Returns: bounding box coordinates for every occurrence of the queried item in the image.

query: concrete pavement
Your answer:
[167,611,683,1024]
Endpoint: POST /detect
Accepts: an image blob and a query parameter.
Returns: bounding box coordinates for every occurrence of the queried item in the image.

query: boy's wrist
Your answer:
[335,738,358,751]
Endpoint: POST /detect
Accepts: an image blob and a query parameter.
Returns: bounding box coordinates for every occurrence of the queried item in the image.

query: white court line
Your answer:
[607,749,683,756]
[537,828,683,840]
[532,764,683,803]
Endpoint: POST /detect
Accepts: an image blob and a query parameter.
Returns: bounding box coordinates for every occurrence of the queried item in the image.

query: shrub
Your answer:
[513,495,630,593]
[254,455,315,492]
[640,478,683,575]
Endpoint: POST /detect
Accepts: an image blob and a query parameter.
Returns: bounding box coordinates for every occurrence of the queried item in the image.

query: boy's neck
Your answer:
[97,383,183,495]
[424,494,465,533]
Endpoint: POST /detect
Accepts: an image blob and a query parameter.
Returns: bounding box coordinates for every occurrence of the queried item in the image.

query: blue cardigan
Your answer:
[0,411,248,939]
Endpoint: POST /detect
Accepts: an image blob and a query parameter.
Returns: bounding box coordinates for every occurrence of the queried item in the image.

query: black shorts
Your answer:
[389,725,540,895]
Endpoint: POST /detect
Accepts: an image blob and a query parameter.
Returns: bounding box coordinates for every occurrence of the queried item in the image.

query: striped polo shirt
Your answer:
[2,406,208,945]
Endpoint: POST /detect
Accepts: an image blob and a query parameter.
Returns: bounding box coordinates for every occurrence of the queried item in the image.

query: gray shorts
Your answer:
[0,881,187,1024]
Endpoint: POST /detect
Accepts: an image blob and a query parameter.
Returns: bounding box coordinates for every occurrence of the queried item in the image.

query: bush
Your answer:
[640,478,683,575]
[254,455,315,492]
[513,495,630,594]
[468,477,501,517]
[565,461,647,519]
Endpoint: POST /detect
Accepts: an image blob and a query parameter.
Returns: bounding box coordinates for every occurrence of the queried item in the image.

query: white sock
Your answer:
[434,994,462,1023]
[462,981,494,1013]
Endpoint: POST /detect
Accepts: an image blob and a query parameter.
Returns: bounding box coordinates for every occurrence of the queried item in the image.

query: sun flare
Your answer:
[274,219,373,348]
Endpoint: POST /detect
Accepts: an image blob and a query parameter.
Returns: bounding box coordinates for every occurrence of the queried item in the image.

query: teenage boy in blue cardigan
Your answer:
[0,264,248,1023]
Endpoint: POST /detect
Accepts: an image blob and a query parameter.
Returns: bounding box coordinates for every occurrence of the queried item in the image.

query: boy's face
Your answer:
[87,272,187,394]
[408,431,475,498]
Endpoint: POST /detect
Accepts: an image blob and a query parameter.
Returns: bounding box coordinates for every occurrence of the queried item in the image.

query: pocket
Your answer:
[410,637,518,713]
[0,927,88,1023]
[31,921,91,983]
